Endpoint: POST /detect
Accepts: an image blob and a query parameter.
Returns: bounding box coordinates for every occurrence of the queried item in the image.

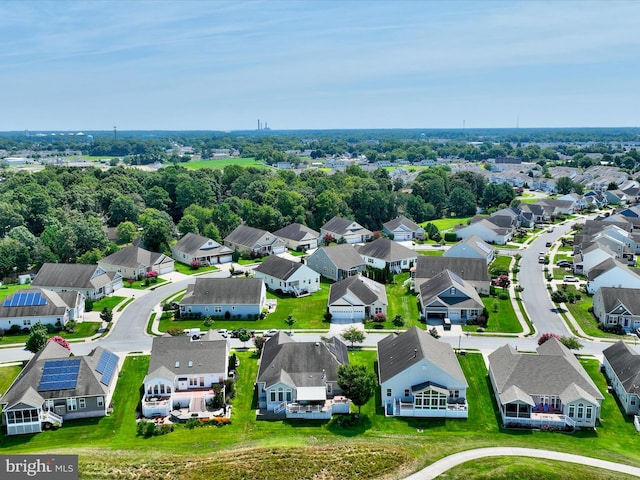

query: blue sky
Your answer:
[1,0,639,131]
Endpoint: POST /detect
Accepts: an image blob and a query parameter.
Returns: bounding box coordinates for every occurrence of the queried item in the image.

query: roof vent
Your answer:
[175,361,180,368]
[413,348,417,358]
[188,361,193,368]
[315,342,320,346]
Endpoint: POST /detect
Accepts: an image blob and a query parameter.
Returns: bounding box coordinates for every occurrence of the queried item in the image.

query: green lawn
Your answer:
[0,365,20,393]
[427,215,476,232]
[489,255,512,275]
[2,352,640,478]
[383,273,421,329]
[183,157,266,170]
[90,296,126,312]
[416,249,445,256]
[121,278,170,290]
[0,321,101,346]
[173,262,219,275]
[463,295,522,333]
[0,283,31,302]
[560,286,627,339]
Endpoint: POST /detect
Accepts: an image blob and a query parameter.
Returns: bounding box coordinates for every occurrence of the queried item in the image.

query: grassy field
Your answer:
[90,296,127,312]
[416,249,445,257]
[183,157,266,170]
[173,262,219,275]
[383,273,421,328]
[0,321,101,346]
[462,295,521,333]
[1,352,639,478]
[560,286,627,340]
[489,255,512,275]
[0,283,30,302]
[427,216,475,232]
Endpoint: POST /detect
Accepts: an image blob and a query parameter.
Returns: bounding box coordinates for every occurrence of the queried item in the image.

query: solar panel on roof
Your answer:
[100,353,119,386]
[449,271,465,286]
[38,358,81,391]
[3,292,47,307]
[96,350,110,374]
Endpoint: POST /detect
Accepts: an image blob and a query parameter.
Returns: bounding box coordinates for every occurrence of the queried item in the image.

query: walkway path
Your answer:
[404,447,640,479]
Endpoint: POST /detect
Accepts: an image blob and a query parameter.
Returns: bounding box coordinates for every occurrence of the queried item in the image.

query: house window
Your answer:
[586,406,593,419]
[200,377,204,387]
[404,389,410,397]
[205,307,209,312]
[189,378,198,387]
[67,398,77,411]
[568,405,575,417]
[386,388,392,397]
[23,319,31,326]
[327,384,333,394]
[632,397,637,406]
[375,307,383,314]
[286,391,292,402]
[449,390,460,399]
[577,403,584,419]
[278,388,284,402]
[45,400,54,411]
[79,398,86,409]
[270,391,276,402]
[368,258,374,264]
[232,306,235,311]
[450,287,456,295]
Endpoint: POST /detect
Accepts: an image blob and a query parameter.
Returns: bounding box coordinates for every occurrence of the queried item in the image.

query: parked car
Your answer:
[263,329,279,337]
[563,275,579,282]
[217,329,228,338]
[636,327,640,338]
[556,260,573,267]
[545,242,552,247]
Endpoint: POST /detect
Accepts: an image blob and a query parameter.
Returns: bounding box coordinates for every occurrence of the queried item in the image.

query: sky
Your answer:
[1,0,639,131]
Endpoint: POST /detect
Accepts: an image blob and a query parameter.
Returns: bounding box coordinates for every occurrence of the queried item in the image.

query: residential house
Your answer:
[443,235,495,264]
[573,244,617,275]
[98,245,174,279]
[328,274,387,322]
[412,256,491,295]
[171,233,233,266]
[32,263,123,301]
[558,193,587,211]
[586,258,640,294]
[0,342,120,435]
[179,278,267,319]
[537,199,576,216]
[141,331,229,418]
[320,216,372,244]
[418,270,484,322]
[584,190,608,208]
[488,338,604,429]
[223,225,286,256]
[306,244,366,282]
[454,219,513,245]
[519,203,548,226]
[377,327,468,418]
[272,223,321,251]
[605,190,628,206]
[253,255,320,295]
[602,341,640,416]
[382,216,425,241]
[356,237,417,273]
[0,288,84,331]
[256,333,351,419]
[592,287,640,333]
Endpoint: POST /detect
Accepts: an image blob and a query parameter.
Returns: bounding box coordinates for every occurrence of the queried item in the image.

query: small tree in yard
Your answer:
[336,364,377,415]
[64,319,77,333]
[189,259,202,270]
[341,326,365,348]
[538,332,561,346]
[253,335,267,354]
[47,336,71,351]
[560,336,583,350]
[429,327,440,339]
[237,328,251,347]
[550,290,568,304]
[100,307,113,323]
[284,314,296,334]
[26,323,48,353]
[392,314,405,327]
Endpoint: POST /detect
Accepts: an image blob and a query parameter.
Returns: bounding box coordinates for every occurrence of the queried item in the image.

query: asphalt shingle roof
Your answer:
[329,275,387,306]
[100,246,171,269]
[272,223,320,242]
[603,341,640,395]
[254,255,305,281]
[180,278,264,305]
[172,233,232,257]
[32,263,117,290]
[357,237,416,262]
[414,256,490,282]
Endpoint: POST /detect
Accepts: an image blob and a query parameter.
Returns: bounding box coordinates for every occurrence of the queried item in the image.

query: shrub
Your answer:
[85,298,94,312]
[372,312,386,323]
[392,315,405,327]
[167,328,185,336]
[550,290,568,303]
[538,332,561,345]
[428,327,440,339]
[443,232,458,243]
[497,292,509,300]
[190,259,202,270]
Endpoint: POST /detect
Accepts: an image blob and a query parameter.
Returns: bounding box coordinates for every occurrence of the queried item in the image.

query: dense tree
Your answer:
[25,323,48,353]
[556,177,574,195]
[336,364,377,415]
[116,221,138,244]
[108,194,142,226]
[448,187,477,216]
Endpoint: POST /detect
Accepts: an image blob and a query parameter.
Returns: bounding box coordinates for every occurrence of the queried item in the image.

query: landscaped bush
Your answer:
[497,292,509,300]
[443,232,458,243]
[136,420,174,437]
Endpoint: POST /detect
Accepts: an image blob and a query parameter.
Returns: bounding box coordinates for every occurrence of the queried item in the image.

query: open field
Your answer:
[183,157,266,170]
[0,283,30,302]
[172,262,219,275]
[427,216,475,232]
[1,352,639,479]
[0,321,101,347]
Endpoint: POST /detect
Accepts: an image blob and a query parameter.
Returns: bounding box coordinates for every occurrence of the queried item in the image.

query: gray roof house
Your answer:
[382,216,425,241]
[98,245,174,279]
[488,338,604,429]
[356,237,417,273]
[328,274,387,322]
[32,263,123,301]
[377,327,468,418]
[171,233,233,266]
[592,286,640,333]
[320,216,372,244]
[1,341,121,435]
[223,225,286,256]
[256,332,350,419]
[272,223,321,251]
[412,256,491,295]
[0,288,84,331]
[179,277,267,319]
[306,244,366,282]
[418,270,484,323]
[602,341,640,415]
[142,331,229,419]
[586,257,640,294]
[454,218,513,245]
[253,255,320,295]
[443,235,496,264]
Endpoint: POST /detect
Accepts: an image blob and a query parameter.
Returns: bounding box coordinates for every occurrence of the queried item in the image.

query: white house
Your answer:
[142,331,229,418]
[256,333,351,420]
[32,264,123,301]
[592,286,640,333]
[356,237,417,273]
[602,341,640,416]
[328,275,387,322]
[382,216,425,241]
[586,258,640,294]
[454,219,513,245]
[418,270,484,322]
[377,327,468,418]
[443,235,495,264]
[573,244,617,275]
[223,225,286,256]
[320,216,372,244]
[98,245,174,278]
[253,255,320,295]
[272,223,321,251]
[0,288,84,331]
[171,233,233,265]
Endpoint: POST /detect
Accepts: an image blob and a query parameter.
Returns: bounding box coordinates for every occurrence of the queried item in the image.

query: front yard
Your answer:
[462,295,522,333]
[1,349,640,478]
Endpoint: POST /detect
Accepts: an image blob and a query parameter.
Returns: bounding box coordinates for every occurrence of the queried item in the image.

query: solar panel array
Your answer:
[38,358,81,392]
[450,271,465,287]
[3,292,47,308]
[96,351,118,386]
